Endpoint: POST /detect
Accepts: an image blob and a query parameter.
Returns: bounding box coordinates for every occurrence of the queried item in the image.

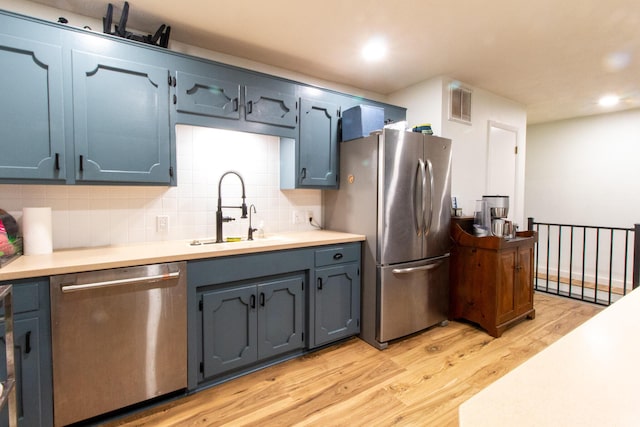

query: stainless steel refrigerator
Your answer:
[323,128,452,349]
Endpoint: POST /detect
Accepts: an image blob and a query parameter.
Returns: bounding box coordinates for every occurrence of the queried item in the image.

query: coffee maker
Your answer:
[482,195,512,237]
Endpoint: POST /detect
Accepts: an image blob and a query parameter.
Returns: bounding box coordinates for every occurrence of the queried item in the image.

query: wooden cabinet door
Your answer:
[496,248,518,325]
[313,263,360,347]
[71,50,171,184]
[0,34,65,181]
[257,276,304,359]
[201,285,257,379]
[298,98,339,188]
[515,243,535,315]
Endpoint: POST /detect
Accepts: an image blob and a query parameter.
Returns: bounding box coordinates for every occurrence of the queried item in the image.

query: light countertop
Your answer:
[0,230,365,281]
[459,287,640,426]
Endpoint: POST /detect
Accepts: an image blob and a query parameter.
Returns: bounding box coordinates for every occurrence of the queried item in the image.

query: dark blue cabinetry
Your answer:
[187,243,361,390]
[71,50,171,184]
[200,274,304,378]
[0,9,405,188]
[0,279,52,427]
[0,27,65,182]
[311,244,361,347]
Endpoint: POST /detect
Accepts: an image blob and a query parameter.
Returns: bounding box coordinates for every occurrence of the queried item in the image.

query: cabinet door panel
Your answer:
[0,34,65,180]
[201,285,257,378]
[72,50,170,183]
[299,98,338,188]
[257,276,304,359]
[175,71,240,119]
[516,245,534,315]
[314,264,360,346]
[245,86,297,128]
[496,249,517,324]
[0,317,42,427]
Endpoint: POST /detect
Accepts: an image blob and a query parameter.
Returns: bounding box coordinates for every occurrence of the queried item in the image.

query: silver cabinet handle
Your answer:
[61,271,179,293]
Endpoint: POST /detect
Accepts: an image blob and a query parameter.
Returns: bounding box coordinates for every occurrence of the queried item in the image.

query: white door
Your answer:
[486,121,518,221]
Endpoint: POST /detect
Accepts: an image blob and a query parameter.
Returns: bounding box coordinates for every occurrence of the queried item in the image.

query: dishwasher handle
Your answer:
[60,270,180,293]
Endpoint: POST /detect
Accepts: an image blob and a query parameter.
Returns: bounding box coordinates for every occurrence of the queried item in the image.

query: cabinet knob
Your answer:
[333,253,343,260]
[317,277,323,290]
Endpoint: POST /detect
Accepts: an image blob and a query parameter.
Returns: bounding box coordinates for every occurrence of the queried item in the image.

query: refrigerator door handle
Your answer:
[413,160,425,236]
[423,158,434,237]
[392,260,444,274]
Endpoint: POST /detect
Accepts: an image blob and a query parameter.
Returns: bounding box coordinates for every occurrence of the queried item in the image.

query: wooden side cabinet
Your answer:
[450,219,536,337]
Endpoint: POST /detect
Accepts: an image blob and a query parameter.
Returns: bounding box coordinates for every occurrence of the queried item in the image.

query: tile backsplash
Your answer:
[0,126,322,250]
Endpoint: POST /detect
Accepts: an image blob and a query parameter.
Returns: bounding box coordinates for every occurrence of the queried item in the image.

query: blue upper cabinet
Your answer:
[0,31,65,182]
[297,97,339,188]
[71,50,171,184]
[245,86,297,129]
[175,71,240,120]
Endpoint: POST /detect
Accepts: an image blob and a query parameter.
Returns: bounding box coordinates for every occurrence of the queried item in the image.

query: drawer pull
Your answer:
[333,253,343,260]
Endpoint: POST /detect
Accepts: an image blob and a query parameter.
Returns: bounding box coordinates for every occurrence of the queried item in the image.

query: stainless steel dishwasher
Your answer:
[49,262,187,426]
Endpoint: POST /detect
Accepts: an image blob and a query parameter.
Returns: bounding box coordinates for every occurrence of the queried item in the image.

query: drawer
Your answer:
[314,244,360,267]
[0,282,40,316]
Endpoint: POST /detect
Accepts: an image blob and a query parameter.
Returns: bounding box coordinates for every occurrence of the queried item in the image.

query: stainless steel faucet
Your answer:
[216,171,248,243]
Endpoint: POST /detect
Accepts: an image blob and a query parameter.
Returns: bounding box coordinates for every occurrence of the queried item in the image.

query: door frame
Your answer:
[486,120,520,224]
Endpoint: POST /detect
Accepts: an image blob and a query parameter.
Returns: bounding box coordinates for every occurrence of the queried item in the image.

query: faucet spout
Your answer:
[216,171,248,243]
[248,204,257,240]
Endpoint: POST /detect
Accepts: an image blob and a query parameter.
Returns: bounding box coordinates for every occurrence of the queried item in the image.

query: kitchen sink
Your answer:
[188,235,291,246]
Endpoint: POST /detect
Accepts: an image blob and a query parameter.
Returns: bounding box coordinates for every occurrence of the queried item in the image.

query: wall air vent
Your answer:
[449,83,472,125]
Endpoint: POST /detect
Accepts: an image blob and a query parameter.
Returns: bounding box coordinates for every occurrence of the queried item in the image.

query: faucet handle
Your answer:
[222,216,235,223]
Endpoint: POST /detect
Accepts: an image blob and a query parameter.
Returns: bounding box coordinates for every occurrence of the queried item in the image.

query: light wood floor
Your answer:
[112,293,602,427]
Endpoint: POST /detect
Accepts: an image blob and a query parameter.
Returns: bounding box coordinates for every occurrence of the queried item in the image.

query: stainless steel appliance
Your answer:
[50,262,187,426]
[324,128,452,349]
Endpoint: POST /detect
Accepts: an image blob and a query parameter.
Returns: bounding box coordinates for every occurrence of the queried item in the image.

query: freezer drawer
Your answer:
[378,255,449,343]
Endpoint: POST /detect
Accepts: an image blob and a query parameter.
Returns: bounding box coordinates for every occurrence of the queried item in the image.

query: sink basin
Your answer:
[188,235,291,246]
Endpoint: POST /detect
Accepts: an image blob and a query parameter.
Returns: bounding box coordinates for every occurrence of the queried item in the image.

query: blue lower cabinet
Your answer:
[199,274,304,381]
[0,279,52,427]
[313,263,361,347]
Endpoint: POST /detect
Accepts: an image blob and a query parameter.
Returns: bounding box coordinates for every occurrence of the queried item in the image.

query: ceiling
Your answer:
[25,0,640,123]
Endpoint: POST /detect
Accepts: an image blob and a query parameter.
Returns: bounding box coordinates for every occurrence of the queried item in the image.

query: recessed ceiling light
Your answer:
[598,95,620,107]
[362,37,387,62]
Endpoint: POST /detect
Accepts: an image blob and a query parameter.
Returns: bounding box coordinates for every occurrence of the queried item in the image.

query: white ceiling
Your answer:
[25,0,640,123]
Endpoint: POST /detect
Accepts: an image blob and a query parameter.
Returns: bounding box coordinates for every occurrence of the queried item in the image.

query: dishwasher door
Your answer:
[50,262,187,426]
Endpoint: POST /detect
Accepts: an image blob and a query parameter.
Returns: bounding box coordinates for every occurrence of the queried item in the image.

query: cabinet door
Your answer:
[298,98,339,188]
[175,71,240,119]
[314,263,360,347]
[245,86,297,128]
[257,276,304,359]
[201,285,257,378]
[72,50,171,184]
[515,244,535,315]
[0,317,42,427]
[0,34,65,181]
[496,248,518,325]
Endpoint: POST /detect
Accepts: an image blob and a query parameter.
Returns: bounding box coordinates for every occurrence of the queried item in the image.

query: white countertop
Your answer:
[459,287,640,426]
[0,230,365,281]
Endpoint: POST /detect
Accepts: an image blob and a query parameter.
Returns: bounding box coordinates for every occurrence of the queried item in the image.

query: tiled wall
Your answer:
[0,126,322,249]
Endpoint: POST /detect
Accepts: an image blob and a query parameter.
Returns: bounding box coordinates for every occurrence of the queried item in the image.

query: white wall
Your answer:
[389,78,528,227]
[525,108,640,228]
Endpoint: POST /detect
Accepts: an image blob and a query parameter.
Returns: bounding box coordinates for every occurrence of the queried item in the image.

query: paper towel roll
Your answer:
[23,207,53,255]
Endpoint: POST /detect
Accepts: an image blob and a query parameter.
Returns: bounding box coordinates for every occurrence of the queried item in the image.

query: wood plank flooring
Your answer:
[110,293,602,427]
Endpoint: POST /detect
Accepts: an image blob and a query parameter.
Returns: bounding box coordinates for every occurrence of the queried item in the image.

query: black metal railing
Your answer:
[527,217,639,306]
